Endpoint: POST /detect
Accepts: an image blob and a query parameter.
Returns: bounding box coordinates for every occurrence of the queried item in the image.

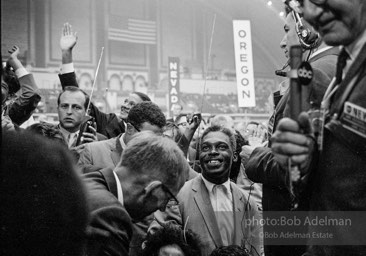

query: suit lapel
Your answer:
[331,43,366,115]
[193,176,223,247]
[111,135,123,166]
[99,167,118,198]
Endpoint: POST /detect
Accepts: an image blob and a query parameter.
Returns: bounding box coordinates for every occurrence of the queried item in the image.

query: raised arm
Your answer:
[7,45,41,126]
[59,23,78,89]
[57,23,123,138]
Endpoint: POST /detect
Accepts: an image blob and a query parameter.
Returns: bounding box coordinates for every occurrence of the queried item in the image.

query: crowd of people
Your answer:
[2,0,366,255]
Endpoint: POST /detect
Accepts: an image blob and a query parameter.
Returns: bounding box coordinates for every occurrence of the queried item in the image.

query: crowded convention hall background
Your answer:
[2,0,366,256]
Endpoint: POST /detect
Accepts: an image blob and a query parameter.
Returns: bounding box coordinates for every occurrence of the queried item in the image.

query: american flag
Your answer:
[108,17,157,45]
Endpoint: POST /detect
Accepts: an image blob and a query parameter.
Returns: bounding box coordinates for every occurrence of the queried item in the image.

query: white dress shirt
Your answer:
[202,175,234,245]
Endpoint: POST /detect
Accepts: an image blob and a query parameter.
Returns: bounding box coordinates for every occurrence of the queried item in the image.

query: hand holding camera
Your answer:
[187,112,202,130]
[76,117,97,146]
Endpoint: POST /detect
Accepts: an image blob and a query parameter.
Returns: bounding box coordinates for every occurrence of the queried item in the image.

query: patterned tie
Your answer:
[68,133,78,148]
[335,48,349,84]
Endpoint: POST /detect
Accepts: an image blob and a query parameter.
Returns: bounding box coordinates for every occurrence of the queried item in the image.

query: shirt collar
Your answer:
[345,28,366,61]
[119,133,127,150]
[309,46,333,60]
[113,171,124,206]
[201,174,231,193]
[58,124,79,138]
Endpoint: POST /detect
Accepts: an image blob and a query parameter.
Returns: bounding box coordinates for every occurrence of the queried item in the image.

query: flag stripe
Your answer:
[108,30,156,44]
[109,28,156,37]
[108,18,157,44]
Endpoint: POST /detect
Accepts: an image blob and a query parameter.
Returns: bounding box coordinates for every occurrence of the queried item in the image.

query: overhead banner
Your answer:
[233,20,256,107]
[168,57,180,118]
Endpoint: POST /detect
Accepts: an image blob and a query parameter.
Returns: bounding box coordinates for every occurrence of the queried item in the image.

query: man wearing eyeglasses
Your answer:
[271,1,366,255]
[83,132,190,256]
[152,125,262,256]
[175,113,189,134]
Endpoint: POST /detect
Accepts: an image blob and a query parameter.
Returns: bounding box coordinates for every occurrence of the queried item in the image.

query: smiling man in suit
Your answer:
[152,125,262,256]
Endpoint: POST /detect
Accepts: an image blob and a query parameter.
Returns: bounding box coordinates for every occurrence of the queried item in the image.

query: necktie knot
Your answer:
[336,49,349,84]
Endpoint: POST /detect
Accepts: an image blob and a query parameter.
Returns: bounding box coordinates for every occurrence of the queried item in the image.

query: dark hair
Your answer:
[132,91,151,102]
[247,121,259,126]
[230,130,247,182]
[200,125,236,152]
[210,245,251,256]
[26,122,66,145]
[174,113,188,124]
[126,101,166,131]
[3,65,20,96]
[142,224,202,256]
[57,86,90,110]
[1,130,88,256]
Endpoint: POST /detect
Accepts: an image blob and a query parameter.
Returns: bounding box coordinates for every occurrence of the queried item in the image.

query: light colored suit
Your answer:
[153,175,263,256]
[77,135,123,170]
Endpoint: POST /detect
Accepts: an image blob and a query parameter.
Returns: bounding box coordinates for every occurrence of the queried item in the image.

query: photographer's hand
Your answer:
[188,113,202,130]
[80,126,98,143]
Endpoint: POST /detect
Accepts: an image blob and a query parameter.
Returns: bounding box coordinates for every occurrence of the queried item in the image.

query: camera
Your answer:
[75,116,95,146]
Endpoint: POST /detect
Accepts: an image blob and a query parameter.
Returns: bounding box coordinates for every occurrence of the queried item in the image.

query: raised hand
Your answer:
[8,45,20,59]
[247,124,267,147]
[7,45,22,71]
[188,112,202,130]
[60,22,77,51]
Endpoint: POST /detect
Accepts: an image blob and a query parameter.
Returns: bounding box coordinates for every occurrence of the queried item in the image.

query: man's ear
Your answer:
[126,123,135,135]
[232,152,238,163]
[144,180,163,196]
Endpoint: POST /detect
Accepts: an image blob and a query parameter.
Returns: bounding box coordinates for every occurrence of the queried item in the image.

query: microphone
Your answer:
[275,60,290,77]
[282,0,301,13]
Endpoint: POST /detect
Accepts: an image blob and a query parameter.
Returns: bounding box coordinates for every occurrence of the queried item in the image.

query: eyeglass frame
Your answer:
[176,122,188,127]
[301,0,327,6]
[161,183,179,207]
[128,121,141,132]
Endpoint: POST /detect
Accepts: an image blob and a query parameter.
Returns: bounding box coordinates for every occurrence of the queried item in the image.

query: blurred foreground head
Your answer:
[0,130,88,256]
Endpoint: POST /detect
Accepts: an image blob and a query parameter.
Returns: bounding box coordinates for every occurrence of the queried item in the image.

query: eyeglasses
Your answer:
[177,122,188,127]
[161,184,179,207]
[129,122,140,132]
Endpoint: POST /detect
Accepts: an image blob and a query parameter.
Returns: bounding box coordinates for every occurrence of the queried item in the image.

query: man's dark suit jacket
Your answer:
[245,46,339,256]
[305,43,366,256]
[59,72,125,138]
[5,73,41,126]
[83,168,132,256]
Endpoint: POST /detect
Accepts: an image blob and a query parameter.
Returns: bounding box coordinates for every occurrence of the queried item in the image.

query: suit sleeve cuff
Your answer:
[60,63,75,74]
[15,67,29,78]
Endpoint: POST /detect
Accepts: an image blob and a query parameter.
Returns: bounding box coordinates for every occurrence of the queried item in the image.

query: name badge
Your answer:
[341,101,366,138]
